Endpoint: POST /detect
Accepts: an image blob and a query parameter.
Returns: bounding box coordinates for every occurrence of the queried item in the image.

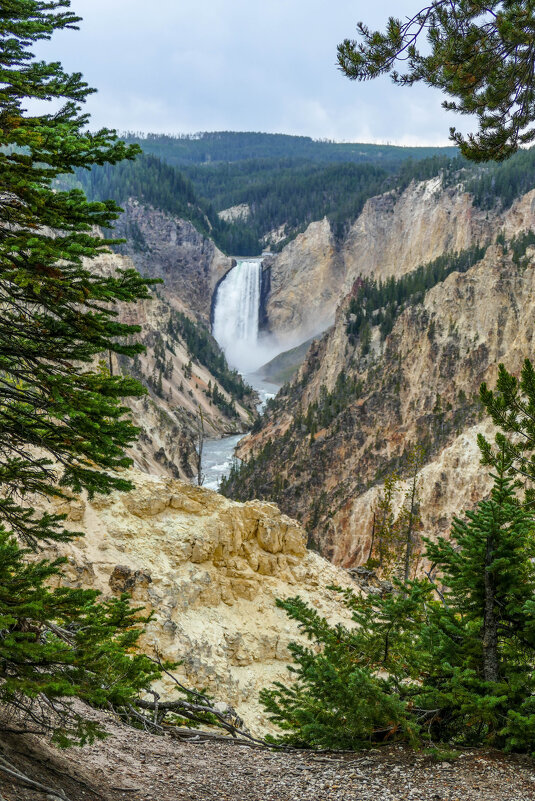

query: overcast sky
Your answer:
[36,0,474,145]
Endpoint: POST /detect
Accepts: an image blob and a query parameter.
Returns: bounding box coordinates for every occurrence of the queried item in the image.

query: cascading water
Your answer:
[203,258,280,489]
[212,258,263,373]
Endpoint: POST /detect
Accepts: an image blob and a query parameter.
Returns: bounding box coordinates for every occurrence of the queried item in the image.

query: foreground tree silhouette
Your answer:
[0,1,163,744]
[338,2,535,161]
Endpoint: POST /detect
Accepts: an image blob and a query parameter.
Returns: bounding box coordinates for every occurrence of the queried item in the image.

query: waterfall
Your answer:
[212,259,263,372]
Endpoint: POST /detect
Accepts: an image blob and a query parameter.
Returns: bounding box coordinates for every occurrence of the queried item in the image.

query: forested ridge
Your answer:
[74,132,535,259]
[73,154,260,256]
[76,149,464,256]
[122,130,459,167]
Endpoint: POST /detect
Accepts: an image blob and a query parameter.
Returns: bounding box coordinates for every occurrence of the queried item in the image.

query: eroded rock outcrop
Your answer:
[44,472,354,733]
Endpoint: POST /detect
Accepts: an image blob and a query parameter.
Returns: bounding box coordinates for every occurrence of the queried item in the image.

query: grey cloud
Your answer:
[35,0,473,143]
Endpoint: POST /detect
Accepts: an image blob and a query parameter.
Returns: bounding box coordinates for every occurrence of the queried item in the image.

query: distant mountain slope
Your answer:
[123,131,459,167]
[76,150,463,256]
[75,154,260,256]
[256,337,317,386]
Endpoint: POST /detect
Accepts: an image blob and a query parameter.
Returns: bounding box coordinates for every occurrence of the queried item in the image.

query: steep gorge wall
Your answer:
[264,178,535,348]
[264,218,343,345]
[233,237,535,567]
[113,199,234,323]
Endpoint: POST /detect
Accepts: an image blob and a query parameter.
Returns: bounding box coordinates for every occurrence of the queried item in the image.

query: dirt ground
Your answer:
[1,711,535,801]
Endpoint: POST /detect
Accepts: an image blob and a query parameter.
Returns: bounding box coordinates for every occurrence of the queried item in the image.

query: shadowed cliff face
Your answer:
[226,186,535,566]
[113,198,233,323]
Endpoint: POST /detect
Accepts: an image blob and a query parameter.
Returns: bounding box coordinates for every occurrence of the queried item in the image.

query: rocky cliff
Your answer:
[264,218,343,345]
[228,230,535,566]
[42,471,354,733]
[113,198,233,323]
[264,177,535,347]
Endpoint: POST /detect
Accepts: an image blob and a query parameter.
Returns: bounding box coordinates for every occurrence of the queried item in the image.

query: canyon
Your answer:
[36,158,535,735]
[224,179,535,568]
[101,169,535,573]
[91,248,256,482]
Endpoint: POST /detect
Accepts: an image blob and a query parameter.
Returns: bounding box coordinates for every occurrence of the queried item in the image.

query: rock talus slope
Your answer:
[44,471,354,734]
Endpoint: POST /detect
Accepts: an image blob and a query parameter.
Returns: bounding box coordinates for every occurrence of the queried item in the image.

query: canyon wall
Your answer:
[264,218,343,345]
[264,178,535,348]
[229,187,535,567]
[113,199,233,322]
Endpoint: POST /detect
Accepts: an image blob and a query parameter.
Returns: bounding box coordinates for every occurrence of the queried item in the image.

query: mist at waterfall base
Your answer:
[212,259,281,374]
[202,258,283,491]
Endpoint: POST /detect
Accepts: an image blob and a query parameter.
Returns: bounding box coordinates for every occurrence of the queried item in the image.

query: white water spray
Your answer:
[213,258,277,373]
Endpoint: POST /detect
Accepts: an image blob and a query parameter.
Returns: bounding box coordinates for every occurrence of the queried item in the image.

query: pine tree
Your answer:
[0,1,161,743]
[338,2,535,161]
[259,585,428,749]
[420,449,535,748]
[479,359,535,495]
[399,445,423,582]
[370,471,400,572]
[260,447,535,752]
[0,531,160,745]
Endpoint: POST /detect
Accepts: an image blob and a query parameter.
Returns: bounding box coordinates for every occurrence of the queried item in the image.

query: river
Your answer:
[201,374,279,491]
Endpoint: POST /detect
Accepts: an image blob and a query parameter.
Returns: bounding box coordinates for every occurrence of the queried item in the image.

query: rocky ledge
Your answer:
[42,471,354,733]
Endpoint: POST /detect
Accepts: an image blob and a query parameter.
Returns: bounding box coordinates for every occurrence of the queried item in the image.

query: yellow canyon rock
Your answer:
[42,472,354,734]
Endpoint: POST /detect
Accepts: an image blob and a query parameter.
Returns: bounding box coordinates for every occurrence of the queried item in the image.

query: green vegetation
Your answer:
[339,2,535,161]
[221,436,290,504]
[261,444,535,752]
[75,154,260,256]
[221,371,362,501]
[206,381,238,419]
[259,337,316,386]
[367,447,423,580]
[510,229,535,267]
[123,131,459,167]
[0,0,171,744]
[182,160,388,243]
[78,154,213,238]
[256,360,535,754]
[295,372,363,438]
[465,145,535,210]
[77,128,535,261]
[346,244,488,343]
[77,149,466,256]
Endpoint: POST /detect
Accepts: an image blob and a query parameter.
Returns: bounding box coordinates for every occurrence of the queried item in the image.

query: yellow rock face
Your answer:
[42,472,354,734]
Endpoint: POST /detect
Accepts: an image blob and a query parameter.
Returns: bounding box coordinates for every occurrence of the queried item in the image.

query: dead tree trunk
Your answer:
[196,407,205,486]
